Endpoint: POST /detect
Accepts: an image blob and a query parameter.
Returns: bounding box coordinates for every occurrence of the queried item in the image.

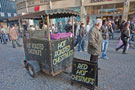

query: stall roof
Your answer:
[8,9,80,21]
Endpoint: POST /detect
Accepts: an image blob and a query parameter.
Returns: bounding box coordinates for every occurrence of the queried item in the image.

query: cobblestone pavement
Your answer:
[0,33,135,90]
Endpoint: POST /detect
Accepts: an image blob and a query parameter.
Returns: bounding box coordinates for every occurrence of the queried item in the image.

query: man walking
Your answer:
[88,19,103,86]
[101,20,110,59]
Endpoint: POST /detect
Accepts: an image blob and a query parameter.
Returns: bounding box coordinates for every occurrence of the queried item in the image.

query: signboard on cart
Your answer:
[71,58,97,89]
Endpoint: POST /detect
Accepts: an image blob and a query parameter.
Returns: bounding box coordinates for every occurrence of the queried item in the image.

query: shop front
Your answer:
[86,2,124,28]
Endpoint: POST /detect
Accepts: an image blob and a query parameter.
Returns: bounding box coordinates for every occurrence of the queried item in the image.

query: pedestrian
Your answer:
[88,18,103,86]
[101,20,109,59]
[29,25,35,31]
[5,26,10,42]
[119,20,126,34]
[74,21,79,47]
[78,22,85,52]
[84,23,90,51]
[107,20,114,40]
[9,25,22,48]
[116,22,130,54]
[22,21,28,36]
[58,22,63,33]
[64,20,72,33]
[1,25,7,44]
[35,24,40,30]
[129,20,135,46]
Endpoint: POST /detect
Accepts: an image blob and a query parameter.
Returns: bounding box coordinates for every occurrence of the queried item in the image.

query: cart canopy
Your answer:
[8,9,79,21]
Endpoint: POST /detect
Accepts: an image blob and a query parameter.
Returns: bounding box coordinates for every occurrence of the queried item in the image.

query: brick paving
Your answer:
[0,33,135,90]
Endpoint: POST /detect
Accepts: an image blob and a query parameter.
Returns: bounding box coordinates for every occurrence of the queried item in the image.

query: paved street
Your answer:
[0,33,135,90]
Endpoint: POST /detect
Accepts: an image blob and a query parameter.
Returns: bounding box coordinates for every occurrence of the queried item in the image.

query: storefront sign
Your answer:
[34,6,40,11]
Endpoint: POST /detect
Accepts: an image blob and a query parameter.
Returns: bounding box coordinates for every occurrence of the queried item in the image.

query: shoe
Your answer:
[115,48,118,51]
[84,49,87,51]
[18,45,22,47]
[122,52,127,54]
[102,56,109,60]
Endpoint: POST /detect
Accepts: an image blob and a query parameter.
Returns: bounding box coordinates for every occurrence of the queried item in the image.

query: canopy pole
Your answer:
[18,19,21,29]
[72,16,74,36]
[47,15,50,41]
[18,19,22,35]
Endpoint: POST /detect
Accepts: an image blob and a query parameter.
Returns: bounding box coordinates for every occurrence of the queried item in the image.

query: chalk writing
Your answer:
[26,43,44,56]
[53,40,73,65]
[71,59,96,89]
[71,74,95,85]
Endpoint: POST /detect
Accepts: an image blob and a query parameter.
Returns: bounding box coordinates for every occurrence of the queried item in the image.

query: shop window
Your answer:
[115,3,123,14]
[102,4,114,15]
[14,13,17,16]
[0,12,5,17]
[93,5,102,15]
[40,0,48,3]
[8,13,11,17]
[28,0,35,6]
[129,1,135,14]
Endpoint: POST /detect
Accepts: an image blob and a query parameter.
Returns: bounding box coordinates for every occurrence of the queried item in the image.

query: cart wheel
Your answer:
[27,63,36,78]
[26,61,40,78]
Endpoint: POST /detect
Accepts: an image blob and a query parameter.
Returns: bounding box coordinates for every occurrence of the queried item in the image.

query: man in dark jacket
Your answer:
[64,20,72,32]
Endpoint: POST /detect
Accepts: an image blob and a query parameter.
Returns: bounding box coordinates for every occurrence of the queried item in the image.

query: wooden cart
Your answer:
[8,9,79,77]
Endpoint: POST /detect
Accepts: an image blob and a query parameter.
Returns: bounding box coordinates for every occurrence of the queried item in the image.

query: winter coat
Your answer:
[88,26,103,55]
[9,27,18,40]
[64,24,72,32]
[121,28,130,42]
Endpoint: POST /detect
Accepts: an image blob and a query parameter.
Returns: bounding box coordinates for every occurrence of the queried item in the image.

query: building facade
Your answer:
[15,0,135,24]
[0,0,16,24]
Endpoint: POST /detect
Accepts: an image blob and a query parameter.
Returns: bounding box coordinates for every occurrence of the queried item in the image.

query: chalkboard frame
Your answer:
[71,58,97,89]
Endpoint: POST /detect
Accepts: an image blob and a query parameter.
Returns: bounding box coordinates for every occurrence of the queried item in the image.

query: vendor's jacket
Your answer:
[88,26,103,55]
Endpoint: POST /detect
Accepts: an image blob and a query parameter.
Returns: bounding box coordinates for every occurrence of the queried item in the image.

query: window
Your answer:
[0,3,1,8]
[0,12,5,17]
[40,0,48,3]
[28,0,35,5]
[8,13,11,17]
[14,13,17,16]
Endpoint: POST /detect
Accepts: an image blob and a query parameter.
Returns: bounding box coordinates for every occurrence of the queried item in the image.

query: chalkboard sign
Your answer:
[71,58,97,89]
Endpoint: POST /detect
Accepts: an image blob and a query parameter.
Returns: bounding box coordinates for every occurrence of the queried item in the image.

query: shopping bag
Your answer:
[117,38,129,50]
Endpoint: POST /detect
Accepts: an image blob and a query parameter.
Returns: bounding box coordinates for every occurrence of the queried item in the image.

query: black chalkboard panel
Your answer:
[71,58,97,89]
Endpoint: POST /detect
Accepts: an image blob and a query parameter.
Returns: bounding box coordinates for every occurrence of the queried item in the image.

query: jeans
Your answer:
[1,34,7,44]
[78,36,85,51]
[109,33,114,40]
[102,39,109,58]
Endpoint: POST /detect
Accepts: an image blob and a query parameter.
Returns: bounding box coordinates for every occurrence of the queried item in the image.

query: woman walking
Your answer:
[9,25,22,48]
[116,22,130,54]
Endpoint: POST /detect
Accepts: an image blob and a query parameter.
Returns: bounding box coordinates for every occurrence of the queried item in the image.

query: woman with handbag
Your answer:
[116,22,130,54]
